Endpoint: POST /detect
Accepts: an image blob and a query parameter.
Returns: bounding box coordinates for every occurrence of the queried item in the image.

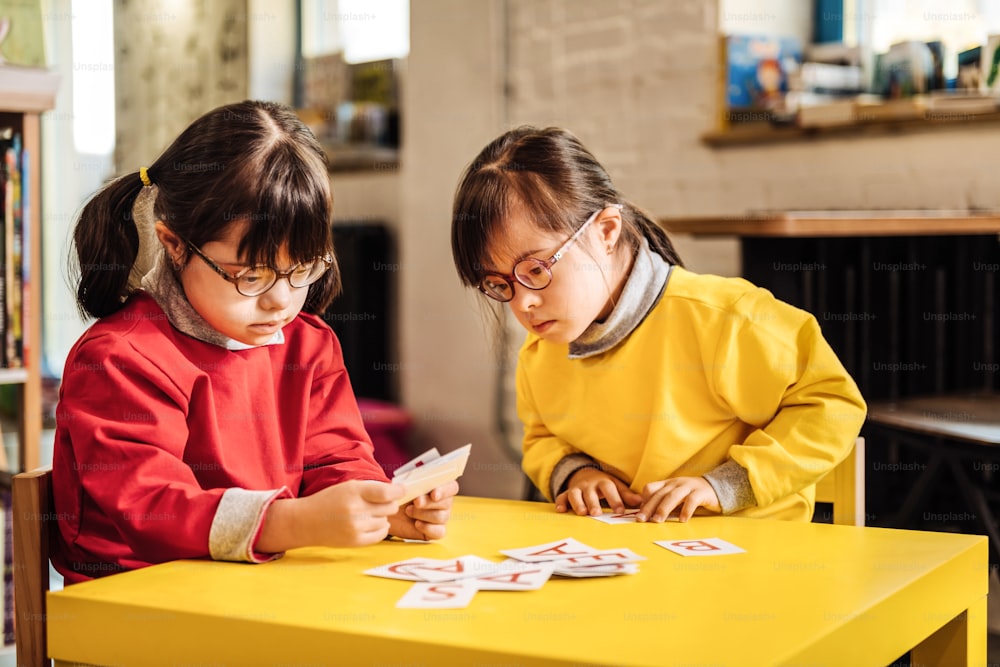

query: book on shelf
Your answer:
[718,33,802,128]
[18,146,28,369]
[1,132,22,368]
[983,35,1000,96]
[958,46,982,92]
[872,40,935,98]
[0,127,25,370]
[923,91,998,115]
[792,61,864,97]
[795,96,859,128]
[805,42,861,67]
[853,94,926,122]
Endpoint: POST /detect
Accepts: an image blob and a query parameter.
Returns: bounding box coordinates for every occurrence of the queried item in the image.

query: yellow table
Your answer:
[47,496,987,666]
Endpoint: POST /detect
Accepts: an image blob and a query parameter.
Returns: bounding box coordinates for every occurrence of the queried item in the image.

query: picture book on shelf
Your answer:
[723,33,802,114]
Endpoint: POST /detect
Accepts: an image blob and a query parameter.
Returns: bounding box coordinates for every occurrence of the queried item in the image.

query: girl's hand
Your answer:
[636,477,721,523]
[281,479,405,549]
[388,480,460,541]
[555,468,643,516]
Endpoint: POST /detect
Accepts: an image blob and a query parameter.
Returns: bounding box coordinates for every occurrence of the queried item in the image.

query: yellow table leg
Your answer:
[910,595,987,667]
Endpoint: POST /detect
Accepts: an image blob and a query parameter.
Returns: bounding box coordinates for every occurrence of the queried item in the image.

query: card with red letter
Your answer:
[366,555,500,582]
[471,560,555,591]
[396,581,477,609]
[363,557,438,581]
[547,548,646,569]
[392,447,441,476]
[405,555,501,583]
[655,538,745,556]
[499,538,601,563]
[392,443,472,505]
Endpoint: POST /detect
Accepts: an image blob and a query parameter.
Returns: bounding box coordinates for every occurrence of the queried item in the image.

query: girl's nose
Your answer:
[509,284,542,313]
[259,276,294,310]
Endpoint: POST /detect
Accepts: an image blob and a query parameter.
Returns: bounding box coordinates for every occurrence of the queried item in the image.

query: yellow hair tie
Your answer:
[139,166,152,187]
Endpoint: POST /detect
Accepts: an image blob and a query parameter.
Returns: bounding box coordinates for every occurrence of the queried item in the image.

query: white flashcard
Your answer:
[591,509,641,524]
[591,509,681,524]
[499,538,602,563]
[553,563,640,578]
[655,538,746,557]
[471,560,555,591]
[404,555,502,583]
[393,447,441,476]
[364,557,440,581]
[546,548,647,569]
[392,443,472,505]
[396,581,477,609]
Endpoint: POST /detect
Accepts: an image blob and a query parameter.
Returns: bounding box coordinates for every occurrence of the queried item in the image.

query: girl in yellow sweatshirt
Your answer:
[450,126,867,523]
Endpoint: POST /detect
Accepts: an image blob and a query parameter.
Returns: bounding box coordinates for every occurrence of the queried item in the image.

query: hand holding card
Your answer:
[392,443,472,505]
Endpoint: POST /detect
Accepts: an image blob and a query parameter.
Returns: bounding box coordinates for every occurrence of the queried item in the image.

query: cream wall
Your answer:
[113,0,250,167]
[398,0,524,498]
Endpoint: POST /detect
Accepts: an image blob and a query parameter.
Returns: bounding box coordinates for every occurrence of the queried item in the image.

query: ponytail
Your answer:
[623,202,684,268]
[72,171,145,319]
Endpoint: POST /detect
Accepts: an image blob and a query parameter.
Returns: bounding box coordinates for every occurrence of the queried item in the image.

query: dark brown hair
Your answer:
[72,100,339,319]
[451,126,682,289]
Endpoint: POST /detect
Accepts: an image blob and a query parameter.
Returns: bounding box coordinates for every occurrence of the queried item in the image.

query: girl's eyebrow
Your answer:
[512,247,546,264]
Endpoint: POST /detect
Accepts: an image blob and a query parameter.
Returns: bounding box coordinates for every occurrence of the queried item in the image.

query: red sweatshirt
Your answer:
[52,293,387,583]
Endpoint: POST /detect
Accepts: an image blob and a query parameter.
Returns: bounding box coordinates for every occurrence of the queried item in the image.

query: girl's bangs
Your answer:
[230,150,332,267]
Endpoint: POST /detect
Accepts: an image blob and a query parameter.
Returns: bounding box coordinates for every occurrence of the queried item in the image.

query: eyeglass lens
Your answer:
[236,260,327,296]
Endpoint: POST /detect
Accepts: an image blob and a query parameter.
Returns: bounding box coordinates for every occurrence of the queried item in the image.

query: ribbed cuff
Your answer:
[550,454,602,499]
[209,487,289,563]
[702,460,757,514]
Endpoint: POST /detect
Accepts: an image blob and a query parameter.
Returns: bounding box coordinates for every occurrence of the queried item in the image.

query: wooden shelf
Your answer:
[0,369,29,386]
[662,210,1000,238]
[0,67,59,114]
[0,68,53,473]
[320,142,399,173]
[702,110,1000,147]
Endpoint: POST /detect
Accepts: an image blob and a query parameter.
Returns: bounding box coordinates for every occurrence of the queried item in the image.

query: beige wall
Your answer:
[113,0,250,167]
[399,0,526,498]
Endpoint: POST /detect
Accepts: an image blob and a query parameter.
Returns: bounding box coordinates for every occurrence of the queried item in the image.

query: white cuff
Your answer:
[209,487,287,563]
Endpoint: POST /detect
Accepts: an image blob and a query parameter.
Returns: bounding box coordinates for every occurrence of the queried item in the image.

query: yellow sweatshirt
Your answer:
[517,266,867,521]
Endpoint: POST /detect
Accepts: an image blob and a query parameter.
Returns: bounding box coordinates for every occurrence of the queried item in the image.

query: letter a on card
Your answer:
[655,538,746,556]
[499,538,601,562]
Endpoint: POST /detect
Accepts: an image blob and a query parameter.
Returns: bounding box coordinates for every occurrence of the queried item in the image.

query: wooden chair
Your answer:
[815,437,866,526]
[13,467,53,667]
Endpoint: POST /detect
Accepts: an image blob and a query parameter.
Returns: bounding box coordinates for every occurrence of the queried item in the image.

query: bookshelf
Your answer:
[702,110,1000,147]
[0,66,58,474]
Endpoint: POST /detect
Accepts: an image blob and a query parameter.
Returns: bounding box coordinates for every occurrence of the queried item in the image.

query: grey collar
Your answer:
[140,256,284,350]
[568,237,671,359]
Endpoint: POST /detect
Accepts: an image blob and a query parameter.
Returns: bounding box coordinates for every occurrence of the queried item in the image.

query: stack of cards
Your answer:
[365,538,645,609]
[392,444,472,505]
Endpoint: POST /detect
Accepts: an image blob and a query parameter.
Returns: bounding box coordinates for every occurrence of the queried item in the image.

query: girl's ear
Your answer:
[593,205,624,254]
[154,221,187,267]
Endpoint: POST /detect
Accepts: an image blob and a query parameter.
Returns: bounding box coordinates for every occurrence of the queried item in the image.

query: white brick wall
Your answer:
[505,0,1000,274]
